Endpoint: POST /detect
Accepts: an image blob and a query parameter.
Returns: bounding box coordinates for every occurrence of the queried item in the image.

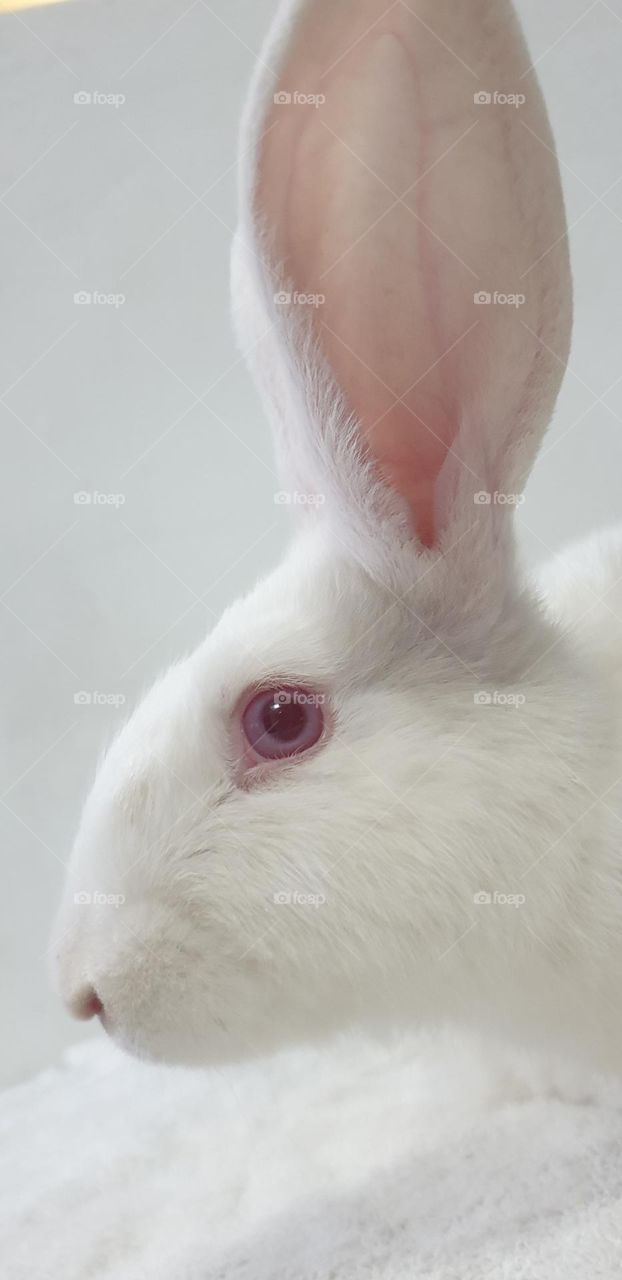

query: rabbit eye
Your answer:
[241,686,325,761]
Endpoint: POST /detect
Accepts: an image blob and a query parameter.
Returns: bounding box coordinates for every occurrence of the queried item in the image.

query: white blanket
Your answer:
[2,1031,622,1278]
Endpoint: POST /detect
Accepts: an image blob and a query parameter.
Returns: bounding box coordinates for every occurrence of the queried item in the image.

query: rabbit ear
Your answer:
[232,0,571,582]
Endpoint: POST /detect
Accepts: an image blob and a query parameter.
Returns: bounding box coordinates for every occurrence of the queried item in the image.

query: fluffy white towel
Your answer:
[2,1030,622,1278]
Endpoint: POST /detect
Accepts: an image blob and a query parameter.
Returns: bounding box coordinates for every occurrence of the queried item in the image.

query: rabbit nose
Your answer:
[67,986,104,1021]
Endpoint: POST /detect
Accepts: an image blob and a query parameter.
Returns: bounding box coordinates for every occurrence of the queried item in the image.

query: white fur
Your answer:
[52,0,622,1072]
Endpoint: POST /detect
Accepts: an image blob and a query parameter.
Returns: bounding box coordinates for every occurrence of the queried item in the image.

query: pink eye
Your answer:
[241,686,325,761]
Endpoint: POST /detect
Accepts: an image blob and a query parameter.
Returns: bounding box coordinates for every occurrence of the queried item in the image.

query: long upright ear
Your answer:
[231,0,571,585]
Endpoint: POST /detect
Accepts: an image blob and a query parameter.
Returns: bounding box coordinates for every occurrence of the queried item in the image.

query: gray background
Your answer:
[1,0,621,1085]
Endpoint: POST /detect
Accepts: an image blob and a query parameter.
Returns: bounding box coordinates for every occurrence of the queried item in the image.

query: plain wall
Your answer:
[1,0,622,1085]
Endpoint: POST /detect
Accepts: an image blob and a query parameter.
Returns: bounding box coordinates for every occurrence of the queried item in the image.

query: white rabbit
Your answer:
[52,0,622,1072]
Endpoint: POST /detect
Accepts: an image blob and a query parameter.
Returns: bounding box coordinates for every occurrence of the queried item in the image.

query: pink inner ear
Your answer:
[260,12,464,546]
[257,0,571,548]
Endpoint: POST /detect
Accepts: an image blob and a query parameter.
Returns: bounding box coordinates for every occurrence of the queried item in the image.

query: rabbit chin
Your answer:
[92,975,366,1068]
[102,1001,281,1068]
[102,1008,237,1068]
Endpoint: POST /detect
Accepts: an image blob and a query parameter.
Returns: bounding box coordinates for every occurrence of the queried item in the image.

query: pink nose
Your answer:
[69,986,104,1021]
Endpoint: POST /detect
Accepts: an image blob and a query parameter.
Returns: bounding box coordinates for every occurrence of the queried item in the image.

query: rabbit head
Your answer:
[53,0,613,1068]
